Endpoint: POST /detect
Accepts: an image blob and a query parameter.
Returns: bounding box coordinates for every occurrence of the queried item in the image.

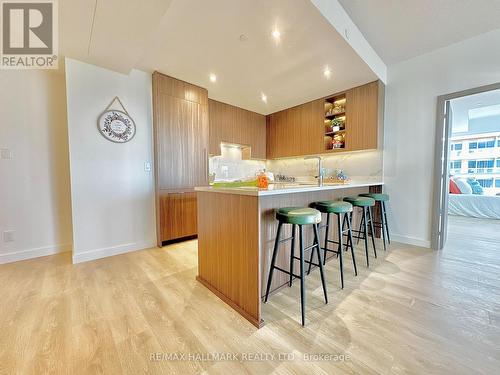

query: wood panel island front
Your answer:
[195,181,383,327]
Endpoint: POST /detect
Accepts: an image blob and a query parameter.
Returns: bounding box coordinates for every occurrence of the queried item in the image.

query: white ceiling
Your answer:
[60,0,173,73]
[338,0,500,65]
[59,0,378,114]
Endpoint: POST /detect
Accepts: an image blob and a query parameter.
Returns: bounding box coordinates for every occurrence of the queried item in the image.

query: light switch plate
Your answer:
[3,230,15,242]
[144,162,151,172]
[0,148,12,159]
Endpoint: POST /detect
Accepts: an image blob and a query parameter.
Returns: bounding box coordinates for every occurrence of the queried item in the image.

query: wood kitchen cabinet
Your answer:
[152,72,208,245]
[208,99,266,159]
[345,80,381,151]
[266,81,383,158]
[266,99,324,158]
[159,191,198,241]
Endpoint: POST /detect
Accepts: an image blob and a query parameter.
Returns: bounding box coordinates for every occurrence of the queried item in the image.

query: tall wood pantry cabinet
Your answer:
[152,72,209,246]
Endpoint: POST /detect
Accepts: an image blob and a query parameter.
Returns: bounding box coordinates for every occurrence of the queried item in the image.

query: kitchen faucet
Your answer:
[305,156,323,187]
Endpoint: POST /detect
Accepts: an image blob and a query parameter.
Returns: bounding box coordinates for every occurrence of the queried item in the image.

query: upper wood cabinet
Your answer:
[208,99,266,159]
[266,81,383,158]
[266,99,324,158]
[345,81,380,151]
[153,72,209,190]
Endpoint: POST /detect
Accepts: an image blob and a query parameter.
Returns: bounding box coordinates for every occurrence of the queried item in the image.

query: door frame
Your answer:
[431,81,500,250]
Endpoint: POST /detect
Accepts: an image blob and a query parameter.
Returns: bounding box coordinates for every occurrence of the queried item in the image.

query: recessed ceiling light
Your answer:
[272,29,281,39]
[324,67,332,79]
[209,73,217,83]
[261,93,267,103]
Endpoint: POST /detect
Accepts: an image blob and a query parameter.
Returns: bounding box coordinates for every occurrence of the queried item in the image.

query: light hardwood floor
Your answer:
[1,218,499,374]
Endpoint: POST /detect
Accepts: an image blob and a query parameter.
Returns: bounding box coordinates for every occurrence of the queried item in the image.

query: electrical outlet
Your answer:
[144,161,151,172]
[3,230,15,242]
[0,148,12,159]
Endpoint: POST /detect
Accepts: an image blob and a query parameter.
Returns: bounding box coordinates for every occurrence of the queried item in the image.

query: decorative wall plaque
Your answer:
[97,97,136,143]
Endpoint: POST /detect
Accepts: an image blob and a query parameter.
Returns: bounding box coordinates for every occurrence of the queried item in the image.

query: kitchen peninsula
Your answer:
[195,180,383,327]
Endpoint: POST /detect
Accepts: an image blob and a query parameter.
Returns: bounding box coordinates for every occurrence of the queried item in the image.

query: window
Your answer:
[497,159,500,168]
[468,159,495,173]
[497,140,500,147]
[496,179,500,188]
[451,143,462,151]
[477,178,493,188]
[477,140,495,149]
[477,160,494,168]
[469,142,477,150]
[450,161,461,170]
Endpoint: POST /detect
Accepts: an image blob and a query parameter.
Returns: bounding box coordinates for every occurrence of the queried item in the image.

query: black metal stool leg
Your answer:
[368,207,377,258]
[379,202,387,251]
[323,213,330,265]
[346,212,358,276]
[382,202,391,244]
[289,224,296,287]
[337,213,344,289]
[313,223,328,304]
[357,210,365,245]
[299,225,306,326]
[265,222,282,302]
[362,207,370,267]
[306,232,315,275]
[342,214,349,252]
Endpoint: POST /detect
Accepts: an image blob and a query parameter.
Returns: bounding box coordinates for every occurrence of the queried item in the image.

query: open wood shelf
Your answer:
[324,94,346,151]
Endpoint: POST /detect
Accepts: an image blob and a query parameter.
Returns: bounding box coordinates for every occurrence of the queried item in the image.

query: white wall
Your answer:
[384,29,500,247]
[0,69,73,263]
[65,58,155,263]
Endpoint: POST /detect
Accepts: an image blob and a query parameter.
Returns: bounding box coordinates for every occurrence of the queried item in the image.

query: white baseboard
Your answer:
[0,243,72,264]
[72,240,156,264]
[391,234,431,248]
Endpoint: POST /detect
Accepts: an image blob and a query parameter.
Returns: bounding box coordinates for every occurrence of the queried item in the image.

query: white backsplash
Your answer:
[266,150,383,181]
[209,146,383,182]
[209,145,265,181]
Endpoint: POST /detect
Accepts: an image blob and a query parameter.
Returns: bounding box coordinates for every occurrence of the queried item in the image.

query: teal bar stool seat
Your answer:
[308,200,357,289]
[343,196,377,267]
[360,193,390,251]
[264,207,328,326]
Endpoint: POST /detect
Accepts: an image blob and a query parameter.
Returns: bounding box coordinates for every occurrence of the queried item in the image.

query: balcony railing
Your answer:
[467,168,500,174]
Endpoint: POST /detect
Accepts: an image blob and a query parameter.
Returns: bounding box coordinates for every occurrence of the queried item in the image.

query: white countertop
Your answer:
[195,179,384,196]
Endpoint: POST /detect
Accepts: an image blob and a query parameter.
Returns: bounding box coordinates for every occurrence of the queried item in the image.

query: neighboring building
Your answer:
[449,131,500,195]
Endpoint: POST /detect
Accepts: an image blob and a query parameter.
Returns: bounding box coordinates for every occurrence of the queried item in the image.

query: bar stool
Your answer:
[343,196,377,267]
[360,193,390,251]
[307,200,357,289]
[264,207,328,326]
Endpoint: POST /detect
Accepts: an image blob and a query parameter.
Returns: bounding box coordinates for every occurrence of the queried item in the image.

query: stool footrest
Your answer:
[326,236,349,245]
[350,228,373,235]
[273,266,301,279]
[303,243,319,252]
[273,261,322,277]
[278,236,295,244]
[323,248,341,255]
[291,255,322,268]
